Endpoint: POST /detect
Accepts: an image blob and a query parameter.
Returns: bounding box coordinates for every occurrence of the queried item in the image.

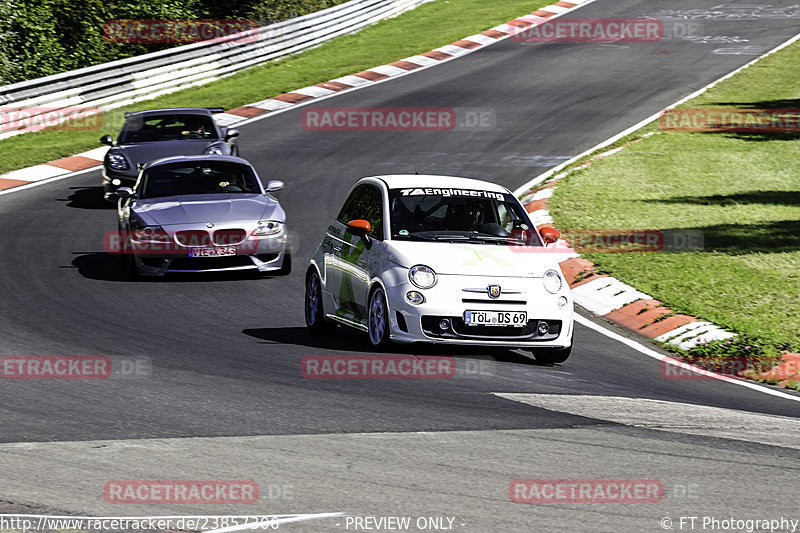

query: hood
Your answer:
[387,240,565,278]
[117,140,222,165]
[133,195,279,226]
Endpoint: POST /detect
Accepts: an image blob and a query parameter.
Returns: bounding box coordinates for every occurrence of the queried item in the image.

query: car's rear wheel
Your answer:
[305,270,335,333]
[367,287,391,347]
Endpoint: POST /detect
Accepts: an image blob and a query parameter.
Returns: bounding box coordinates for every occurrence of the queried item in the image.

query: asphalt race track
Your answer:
[0,1,798,531]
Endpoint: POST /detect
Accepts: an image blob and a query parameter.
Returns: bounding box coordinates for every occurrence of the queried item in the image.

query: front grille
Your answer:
[213,228,247,245]
[421,316,561,341]
[176,230,211,247]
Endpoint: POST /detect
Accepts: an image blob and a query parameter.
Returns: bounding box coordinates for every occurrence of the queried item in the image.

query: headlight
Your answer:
[131,225,170,243]
[107,152,128,170]
[254,220,283,236]
[205,146,224,155]
[543,269,563,294]
[405,291,425,305]
[408,265,436,289]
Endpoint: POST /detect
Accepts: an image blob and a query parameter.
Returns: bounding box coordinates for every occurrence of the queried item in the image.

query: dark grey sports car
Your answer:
[100,107,239,201]
[114,155,289,278]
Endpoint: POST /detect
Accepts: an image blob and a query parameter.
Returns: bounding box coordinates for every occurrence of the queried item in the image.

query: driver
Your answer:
[450,201,483,231]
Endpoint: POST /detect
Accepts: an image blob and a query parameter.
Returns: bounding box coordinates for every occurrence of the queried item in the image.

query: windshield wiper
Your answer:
[398,233,470,242]
[466,234,505,241]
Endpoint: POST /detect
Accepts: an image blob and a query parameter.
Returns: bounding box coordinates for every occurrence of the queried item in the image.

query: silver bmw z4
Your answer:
[114,155,290,278]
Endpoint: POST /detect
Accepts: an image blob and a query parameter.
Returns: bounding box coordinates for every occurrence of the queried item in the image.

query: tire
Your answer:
[275,251,291,276]
[305,270,335,334]
[367,287,391,348]
[531,333,573,365]
[122,252,140,281]
[532,346,571,365]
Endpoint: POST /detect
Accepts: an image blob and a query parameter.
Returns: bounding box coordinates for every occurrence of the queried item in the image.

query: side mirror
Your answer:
[346,219,371,237]
[225,128,240,140]
[115,187,135,198]
[540,226,561,245]
[100,134,113,146]
[266,180,284,192]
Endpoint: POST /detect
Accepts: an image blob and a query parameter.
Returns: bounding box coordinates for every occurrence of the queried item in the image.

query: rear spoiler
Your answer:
[124,107,225,118]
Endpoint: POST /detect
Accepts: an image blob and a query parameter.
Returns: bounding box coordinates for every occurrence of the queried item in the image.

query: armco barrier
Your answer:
[0,0,430,140]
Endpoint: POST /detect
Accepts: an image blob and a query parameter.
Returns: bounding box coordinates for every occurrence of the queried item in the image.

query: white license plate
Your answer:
[464,310,527,326]
[188,247,237,258]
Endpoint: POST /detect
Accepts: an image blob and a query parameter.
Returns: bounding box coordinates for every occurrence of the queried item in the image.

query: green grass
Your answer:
[0,0,549,175]
[550,42,800,352]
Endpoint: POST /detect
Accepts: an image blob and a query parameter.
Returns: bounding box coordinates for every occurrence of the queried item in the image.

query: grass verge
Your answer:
[0,0,549,175]
[549,41,800,363]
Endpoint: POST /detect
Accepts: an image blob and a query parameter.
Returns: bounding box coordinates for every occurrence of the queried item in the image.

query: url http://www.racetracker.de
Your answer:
[0,515,285,532]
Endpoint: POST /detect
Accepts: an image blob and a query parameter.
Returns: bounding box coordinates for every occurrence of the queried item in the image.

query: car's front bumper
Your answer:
[102,168,137,199]
[383,274,574,349]
[129,234,288,276]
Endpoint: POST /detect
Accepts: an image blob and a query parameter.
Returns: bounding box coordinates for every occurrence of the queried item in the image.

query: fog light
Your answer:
[439,319,451,331]
[406,291,425,305]
[558,296,568,310]
[537,321,549,335]
[112,178,122,186]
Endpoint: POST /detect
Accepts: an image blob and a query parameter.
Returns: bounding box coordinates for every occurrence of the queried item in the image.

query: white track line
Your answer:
[207,512,344,533]
[575,314,800,403]
[512,31,800,196]
[0,165,101,197]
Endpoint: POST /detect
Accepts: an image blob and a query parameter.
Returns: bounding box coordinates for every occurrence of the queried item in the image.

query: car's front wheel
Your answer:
[122,253,140,281]
[305,270,335,333]
[530,333,573,365]
[367,287,391,347]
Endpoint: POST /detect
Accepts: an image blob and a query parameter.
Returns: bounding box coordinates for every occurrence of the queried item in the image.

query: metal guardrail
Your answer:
[0,0,430,139]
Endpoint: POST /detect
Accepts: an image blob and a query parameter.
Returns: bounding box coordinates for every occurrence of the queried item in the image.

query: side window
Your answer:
[337,186,364,223]
[350,185,384,241]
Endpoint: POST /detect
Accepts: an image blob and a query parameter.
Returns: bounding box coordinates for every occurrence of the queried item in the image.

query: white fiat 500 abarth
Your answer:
[305,175,574,363]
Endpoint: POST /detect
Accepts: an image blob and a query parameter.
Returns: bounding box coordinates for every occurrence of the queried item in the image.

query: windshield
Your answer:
[388,187,542,246]
[119,114,218,143]
[139,161,262,199]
